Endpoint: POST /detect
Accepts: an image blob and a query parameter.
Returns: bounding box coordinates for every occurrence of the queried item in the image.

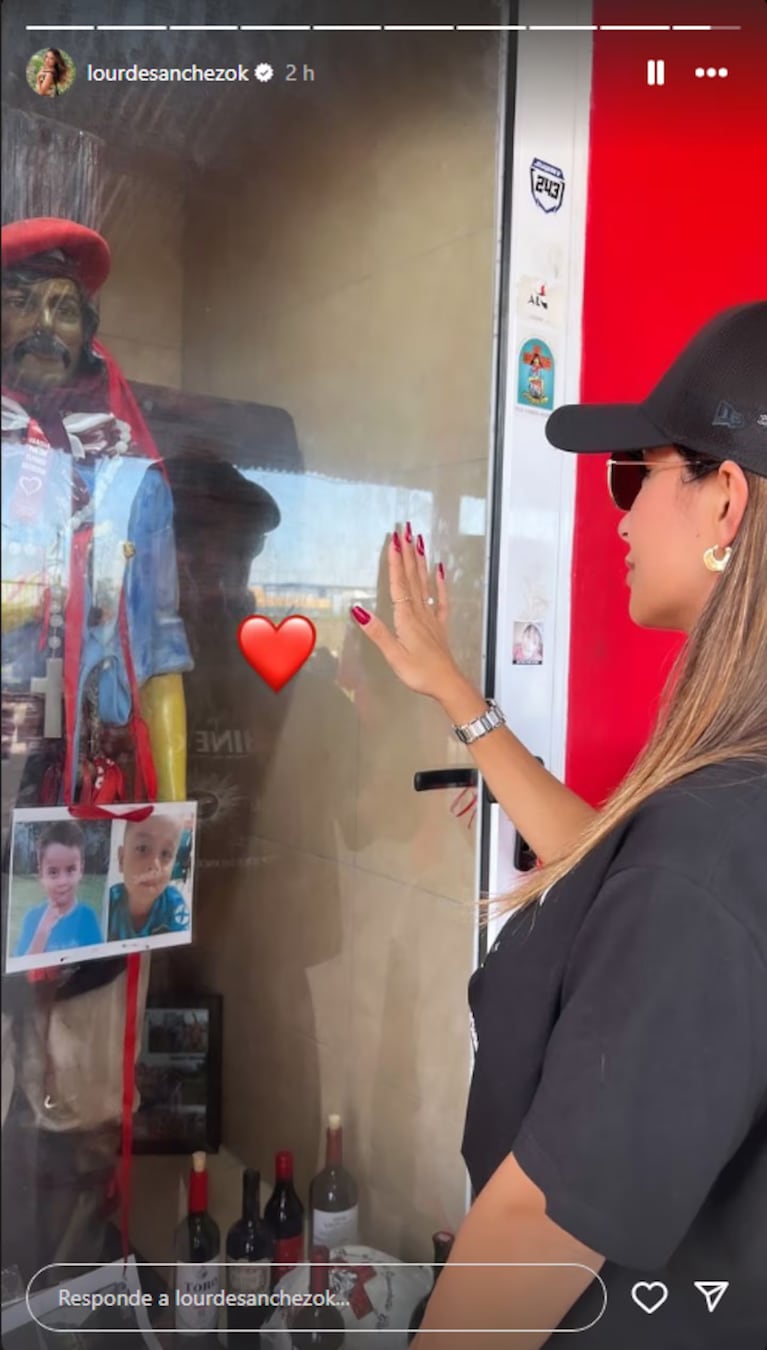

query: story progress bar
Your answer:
[25,24,743,33]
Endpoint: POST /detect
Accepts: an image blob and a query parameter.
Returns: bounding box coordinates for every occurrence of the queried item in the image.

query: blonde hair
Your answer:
[486,464,767,921]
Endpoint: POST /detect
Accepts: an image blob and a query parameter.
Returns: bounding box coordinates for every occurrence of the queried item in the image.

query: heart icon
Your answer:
[237,614,316,691]
[631,1282,668,1315]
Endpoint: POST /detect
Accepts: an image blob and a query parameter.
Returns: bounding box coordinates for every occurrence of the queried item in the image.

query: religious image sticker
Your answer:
[530,157,566,214]
[517,338,555,411]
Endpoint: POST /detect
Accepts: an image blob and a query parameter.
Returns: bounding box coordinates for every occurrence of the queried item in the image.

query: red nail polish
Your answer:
[351,606,371,626]
[405,521,413,544]
[438,562,445,580]
[416,534,425,557]
[393,532,402,552]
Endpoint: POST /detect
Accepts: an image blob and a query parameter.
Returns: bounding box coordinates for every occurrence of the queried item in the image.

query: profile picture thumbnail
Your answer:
[27,47,76,99]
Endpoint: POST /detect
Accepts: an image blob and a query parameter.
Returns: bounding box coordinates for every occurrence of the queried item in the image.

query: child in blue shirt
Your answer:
[108,814,190,940]
[15,821,103,957]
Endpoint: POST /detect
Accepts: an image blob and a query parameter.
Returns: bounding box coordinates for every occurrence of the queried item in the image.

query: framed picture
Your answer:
[4,803,198,975]
[132,993,222,1155]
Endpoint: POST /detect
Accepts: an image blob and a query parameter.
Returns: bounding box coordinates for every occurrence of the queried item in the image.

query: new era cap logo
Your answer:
[712,401,746,429]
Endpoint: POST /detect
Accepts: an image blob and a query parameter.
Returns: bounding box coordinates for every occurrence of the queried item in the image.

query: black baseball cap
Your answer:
[545,301,767,478]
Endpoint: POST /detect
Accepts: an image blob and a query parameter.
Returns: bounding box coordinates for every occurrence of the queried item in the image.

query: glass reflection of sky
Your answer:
[244,469,434,589]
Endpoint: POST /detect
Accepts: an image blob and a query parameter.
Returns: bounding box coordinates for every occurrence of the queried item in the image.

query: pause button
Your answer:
[647,59,665,86]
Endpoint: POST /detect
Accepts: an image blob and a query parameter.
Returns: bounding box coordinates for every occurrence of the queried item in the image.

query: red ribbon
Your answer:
[119,953,141,1260]
[27,535,89,990]
[64,799,148,1263]
[119,589,158,804]
[38,586,52,652]
[62,525,91,804]
[58,504,156,1263]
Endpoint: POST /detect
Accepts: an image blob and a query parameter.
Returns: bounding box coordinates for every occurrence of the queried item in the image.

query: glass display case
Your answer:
[1,2,507,1343]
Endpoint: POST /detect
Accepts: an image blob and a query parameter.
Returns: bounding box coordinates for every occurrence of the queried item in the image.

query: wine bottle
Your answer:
[291,1245,345,1348]
[309,1114,359,1251]
[226,1168,274,1346]
[407,1231,454,1343]
[264,1150,305,1288]
[174,1151,221,1342]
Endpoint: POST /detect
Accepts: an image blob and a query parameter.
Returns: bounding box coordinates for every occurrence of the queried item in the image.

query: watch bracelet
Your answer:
[453,698,506,744]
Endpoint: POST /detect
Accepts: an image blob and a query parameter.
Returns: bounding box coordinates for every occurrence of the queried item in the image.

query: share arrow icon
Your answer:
[694,1282,729,1313]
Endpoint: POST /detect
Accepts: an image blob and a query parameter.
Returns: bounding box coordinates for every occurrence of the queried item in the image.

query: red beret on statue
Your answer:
[1,217,111,294]
[1,215,162,473]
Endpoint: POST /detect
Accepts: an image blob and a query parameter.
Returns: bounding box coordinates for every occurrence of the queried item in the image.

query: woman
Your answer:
[35,48,67,97]
[350,302,766,1349]
[513,622,544,665]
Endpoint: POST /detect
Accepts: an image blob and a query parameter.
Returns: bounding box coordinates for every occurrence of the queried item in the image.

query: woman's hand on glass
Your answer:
[350,525,462,699]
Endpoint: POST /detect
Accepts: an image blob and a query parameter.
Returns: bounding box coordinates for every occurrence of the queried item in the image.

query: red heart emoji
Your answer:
[237,614,317,692]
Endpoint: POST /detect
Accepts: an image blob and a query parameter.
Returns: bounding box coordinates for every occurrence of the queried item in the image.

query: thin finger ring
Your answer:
[393,597,412,605]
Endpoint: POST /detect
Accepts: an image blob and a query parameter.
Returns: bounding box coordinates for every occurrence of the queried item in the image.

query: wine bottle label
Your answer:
[272,1234,304,1286]
[229,1258,270,1295]
[312,1204,359,1249]
[175,1260,221,1331]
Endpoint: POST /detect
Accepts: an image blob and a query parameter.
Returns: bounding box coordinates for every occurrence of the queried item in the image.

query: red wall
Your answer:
[566,0,767,804]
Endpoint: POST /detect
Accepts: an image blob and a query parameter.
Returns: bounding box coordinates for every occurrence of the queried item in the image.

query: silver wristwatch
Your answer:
[453,698,506,745]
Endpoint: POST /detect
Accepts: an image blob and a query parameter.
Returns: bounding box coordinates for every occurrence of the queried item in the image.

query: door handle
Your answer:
[413,768,497,805]
[413,766,543,872]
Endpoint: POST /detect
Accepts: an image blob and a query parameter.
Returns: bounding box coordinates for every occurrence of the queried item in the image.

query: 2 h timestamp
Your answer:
[285,63,316,82]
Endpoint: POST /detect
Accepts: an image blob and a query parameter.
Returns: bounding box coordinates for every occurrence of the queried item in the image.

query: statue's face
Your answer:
[1,274,86,392]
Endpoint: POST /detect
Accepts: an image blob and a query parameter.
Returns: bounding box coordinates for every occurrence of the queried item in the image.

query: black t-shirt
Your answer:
[462,759,767,1350]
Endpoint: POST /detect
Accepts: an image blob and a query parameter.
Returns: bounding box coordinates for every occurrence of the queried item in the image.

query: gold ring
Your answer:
[392,597,413,605]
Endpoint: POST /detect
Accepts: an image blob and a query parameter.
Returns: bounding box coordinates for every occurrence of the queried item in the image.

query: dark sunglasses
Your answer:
[606,457,651,511]
[606,456,688,511]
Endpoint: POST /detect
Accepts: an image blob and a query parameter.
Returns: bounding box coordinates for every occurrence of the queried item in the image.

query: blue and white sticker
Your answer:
[530,157,566,213]
[517,338,555,411]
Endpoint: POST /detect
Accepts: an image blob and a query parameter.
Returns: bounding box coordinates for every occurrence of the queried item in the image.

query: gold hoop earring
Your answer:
[703,545,732,573]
